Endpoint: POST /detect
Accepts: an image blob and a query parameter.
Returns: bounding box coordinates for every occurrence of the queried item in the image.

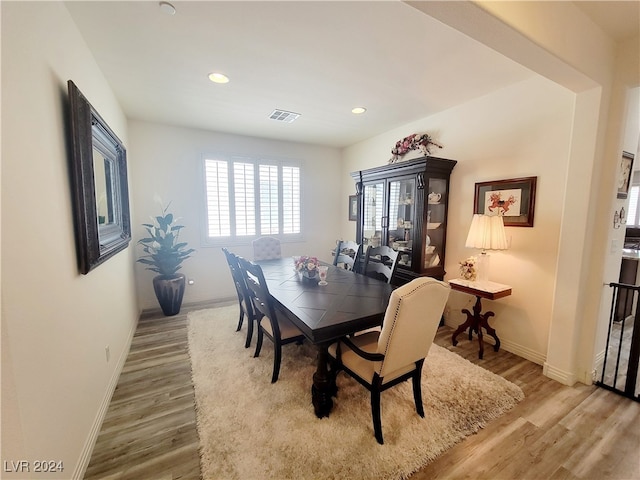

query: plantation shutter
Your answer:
[259,164,279,235]
[205,159,231,237]
[282,166,301,234]
[233,162,256,236]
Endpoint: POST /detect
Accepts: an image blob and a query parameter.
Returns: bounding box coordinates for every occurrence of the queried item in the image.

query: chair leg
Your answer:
[412,370,425,418]
[371,377,383,444]
[271,342,282,383]
[236,308,244,332]
[245,315,254,349]
[254,327,264,358]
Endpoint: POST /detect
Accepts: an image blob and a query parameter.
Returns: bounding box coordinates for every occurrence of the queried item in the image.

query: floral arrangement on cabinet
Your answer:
[459,256,477,281]
[389,133,442,163]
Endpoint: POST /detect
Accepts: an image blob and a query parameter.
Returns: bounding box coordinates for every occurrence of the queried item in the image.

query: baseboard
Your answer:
[442,318,546,366]
[499,338,546,366]
[139,296,237,319]
[590,348,607,384]
[542,362,578,386]
[72,319,137,480]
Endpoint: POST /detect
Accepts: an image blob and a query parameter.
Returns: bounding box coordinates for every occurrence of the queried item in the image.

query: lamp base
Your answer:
[477,252,490,284]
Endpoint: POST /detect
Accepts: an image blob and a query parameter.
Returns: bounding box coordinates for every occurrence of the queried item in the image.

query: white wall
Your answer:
[1,3,138,478]
[341,76,575,364]
[409,0,638,385]
[591,44,640,374]
[128,121,342,311]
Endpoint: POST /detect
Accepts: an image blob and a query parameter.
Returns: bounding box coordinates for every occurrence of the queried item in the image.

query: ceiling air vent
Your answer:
[269,109,301,123]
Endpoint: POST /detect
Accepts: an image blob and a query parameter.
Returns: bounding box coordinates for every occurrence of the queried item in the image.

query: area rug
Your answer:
[187,306,524,480]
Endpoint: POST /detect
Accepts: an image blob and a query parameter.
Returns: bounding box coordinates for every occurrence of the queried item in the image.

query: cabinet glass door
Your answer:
[424,177,447,271]
[362,182,384,249]
[388,178,416,268]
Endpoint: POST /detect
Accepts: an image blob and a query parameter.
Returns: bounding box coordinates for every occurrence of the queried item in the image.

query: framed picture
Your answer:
[348,195,358,221]
[617,151,634,199]
[473,176,537,227]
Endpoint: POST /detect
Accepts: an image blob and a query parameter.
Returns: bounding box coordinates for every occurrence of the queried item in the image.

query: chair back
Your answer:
[222,248,251,310]
[376,277,450,378]
[252,236,282,261]
[333,240,362,272]
[363,245,399,284]
[237,257,281,336]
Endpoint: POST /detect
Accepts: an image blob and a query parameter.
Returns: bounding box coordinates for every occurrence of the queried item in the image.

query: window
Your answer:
[627,172,640,227]
[204,157,301,241]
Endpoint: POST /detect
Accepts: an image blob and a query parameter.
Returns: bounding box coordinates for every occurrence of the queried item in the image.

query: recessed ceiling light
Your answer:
[208,73,230,84]
[352,107,367,114]
[159,1,176,15]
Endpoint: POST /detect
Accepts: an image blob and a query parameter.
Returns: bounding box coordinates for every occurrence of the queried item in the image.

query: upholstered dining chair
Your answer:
[363,245,399,284]
[237,257,306,383]
[252,236,282,261]
[333,240,362,273]
[328,277,450,444]
[222,248,255,348]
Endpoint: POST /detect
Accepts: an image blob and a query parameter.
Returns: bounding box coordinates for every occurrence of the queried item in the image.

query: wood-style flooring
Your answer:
[85,302,640,480]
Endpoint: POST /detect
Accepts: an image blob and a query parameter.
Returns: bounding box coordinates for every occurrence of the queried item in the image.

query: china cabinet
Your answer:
[350,156,456,284]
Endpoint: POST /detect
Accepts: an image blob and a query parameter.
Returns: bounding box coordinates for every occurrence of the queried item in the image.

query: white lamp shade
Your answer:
[465,214,508,250]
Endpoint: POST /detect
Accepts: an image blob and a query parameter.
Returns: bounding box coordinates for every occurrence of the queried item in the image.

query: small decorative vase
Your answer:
[153,273,186,316]
[301,270,319,284]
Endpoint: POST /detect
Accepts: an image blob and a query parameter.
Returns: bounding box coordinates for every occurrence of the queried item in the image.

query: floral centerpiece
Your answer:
[294,256,319,278]
[459,256,477,281]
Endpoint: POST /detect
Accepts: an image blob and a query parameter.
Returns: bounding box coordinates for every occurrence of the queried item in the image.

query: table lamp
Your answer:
[465,214,508,283]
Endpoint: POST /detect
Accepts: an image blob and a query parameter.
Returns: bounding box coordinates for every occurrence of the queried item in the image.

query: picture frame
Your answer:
[348,195,358,221]
[617,151,634,199]
[68,80,131,274]
[473,176,537,227]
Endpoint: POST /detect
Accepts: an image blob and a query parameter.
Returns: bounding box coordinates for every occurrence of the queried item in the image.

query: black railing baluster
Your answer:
[599,283,640,402]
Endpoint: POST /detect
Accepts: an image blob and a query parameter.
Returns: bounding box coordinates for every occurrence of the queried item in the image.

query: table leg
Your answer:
[479,311,500,353]
[452,295,501,359]
[311,344,334,418]
[452,309,476,347]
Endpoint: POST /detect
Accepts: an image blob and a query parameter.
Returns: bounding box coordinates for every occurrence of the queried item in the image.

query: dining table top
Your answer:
[255,257,394,344]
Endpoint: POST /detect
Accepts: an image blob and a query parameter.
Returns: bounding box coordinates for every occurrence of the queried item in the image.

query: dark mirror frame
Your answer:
[68,80,131,274]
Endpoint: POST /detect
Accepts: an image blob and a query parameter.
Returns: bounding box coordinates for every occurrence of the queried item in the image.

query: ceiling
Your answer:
[65,1,638,149]
[573,1,639,42]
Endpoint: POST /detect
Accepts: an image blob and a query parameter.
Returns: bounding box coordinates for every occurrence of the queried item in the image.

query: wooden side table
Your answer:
[449,278,512,359]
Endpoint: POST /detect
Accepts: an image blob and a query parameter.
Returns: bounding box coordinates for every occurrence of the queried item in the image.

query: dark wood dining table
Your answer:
[255,257,394,417]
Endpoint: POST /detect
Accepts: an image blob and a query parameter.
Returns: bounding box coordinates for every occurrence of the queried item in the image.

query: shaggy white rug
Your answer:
[187,306,524,480]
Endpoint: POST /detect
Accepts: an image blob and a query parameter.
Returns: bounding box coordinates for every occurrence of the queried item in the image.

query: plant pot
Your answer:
[153,274,186,316]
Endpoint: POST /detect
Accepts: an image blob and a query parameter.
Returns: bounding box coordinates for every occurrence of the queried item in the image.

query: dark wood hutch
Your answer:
[351,156,457,285]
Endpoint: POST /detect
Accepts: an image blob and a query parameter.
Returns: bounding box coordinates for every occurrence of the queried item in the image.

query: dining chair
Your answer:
[363,245,399,284]
[222,248,255,348]
[237,257,306,383]
[328,277,451,444]
[333,240,362,273]
[252,236,282,261]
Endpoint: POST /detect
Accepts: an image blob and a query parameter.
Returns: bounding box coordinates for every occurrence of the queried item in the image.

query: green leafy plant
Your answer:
[137,203,195,276]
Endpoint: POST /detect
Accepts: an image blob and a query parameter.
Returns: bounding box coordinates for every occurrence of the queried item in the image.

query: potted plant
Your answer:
[137,203,195,316]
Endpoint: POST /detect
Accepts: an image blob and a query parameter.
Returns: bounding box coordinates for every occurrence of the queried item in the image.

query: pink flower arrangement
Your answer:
[389,133,442,163]
[294,256,319,275]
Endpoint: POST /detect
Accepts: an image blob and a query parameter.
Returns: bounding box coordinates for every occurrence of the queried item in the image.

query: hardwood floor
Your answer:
[85,303,640,480]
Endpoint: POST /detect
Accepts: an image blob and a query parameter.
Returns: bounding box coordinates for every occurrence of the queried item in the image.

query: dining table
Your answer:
[255,257,394,418]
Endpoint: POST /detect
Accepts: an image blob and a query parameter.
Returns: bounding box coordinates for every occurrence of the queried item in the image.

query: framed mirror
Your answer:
[68,80,131,274]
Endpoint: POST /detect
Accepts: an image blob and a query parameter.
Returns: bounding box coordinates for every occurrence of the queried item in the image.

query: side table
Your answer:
[449,278,512,359]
